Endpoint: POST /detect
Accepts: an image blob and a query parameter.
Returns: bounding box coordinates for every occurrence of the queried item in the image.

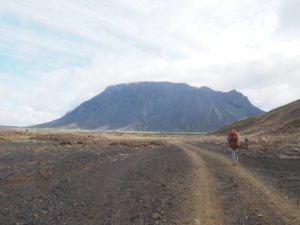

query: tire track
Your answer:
[181,142,300,225]
[175,142,224,225]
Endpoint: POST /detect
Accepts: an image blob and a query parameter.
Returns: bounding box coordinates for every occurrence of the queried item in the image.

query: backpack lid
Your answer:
[228,129,238,135]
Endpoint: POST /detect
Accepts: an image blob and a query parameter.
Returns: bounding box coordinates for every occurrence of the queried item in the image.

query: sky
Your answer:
[1,0,300,126]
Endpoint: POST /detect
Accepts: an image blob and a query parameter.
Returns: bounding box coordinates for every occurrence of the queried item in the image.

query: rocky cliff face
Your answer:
[34,82,264,132]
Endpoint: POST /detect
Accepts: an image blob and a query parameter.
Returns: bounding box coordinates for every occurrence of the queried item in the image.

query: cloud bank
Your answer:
[0,0,300,126]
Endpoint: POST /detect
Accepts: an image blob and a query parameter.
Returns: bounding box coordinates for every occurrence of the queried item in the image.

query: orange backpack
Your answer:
[228,129,240,149]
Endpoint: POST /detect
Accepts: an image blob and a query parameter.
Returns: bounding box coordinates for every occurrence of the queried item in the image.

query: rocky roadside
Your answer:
[0,137,193,225]
[193,137,300,205]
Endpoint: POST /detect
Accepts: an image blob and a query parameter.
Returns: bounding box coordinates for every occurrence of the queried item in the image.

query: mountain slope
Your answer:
[213,99,300,135]
[34,82,264,132]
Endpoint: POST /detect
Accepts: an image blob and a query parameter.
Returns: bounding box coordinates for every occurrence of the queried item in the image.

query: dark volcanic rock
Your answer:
[33,82,263,132]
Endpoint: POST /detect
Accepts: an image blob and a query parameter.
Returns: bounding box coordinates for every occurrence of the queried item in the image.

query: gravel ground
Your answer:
[1,129,299,225]
[0,134,192,225]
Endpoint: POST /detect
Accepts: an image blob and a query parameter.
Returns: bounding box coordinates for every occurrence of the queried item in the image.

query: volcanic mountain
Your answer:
[214,99,300,135]
[34,82,264,132]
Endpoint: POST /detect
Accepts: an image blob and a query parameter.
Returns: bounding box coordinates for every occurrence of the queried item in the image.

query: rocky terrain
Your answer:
[214,99,300,136]
[0,129,299,225]
[0,129,194,225]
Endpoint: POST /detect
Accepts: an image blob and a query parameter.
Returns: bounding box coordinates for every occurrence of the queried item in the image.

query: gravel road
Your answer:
[1,130,299,225]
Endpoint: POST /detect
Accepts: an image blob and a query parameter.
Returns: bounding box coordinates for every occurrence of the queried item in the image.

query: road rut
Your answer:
[175,142,300,225]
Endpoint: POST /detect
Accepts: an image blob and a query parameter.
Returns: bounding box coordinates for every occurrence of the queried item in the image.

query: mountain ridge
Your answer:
[33,81,264,132]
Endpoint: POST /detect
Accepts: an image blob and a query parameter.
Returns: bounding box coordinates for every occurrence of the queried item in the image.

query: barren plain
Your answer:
[0,129,299,225]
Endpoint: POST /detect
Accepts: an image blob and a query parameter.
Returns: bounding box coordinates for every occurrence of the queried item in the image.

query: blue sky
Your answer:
[1,0,300,126]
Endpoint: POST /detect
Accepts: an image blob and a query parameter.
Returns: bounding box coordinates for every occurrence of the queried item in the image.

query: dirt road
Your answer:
[176,142,300,225]
[1,130,300,225]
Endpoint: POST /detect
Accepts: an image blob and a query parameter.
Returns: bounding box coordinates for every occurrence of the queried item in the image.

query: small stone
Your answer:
[152,212,161,219]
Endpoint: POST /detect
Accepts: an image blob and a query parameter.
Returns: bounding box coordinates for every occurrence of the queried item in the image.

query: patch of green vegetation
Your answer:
[0,135,31,141]
[0,135,6,140]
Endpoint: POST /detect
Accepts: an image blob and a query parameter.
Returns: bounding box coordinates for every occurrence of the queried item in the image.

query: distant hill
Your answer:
[213,99,300,135]
[33,82,264,132]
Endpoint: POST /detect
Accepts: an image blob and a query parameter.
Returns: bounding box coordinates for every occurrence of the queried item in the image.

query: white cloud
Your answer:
[1,0,300,126]
[0,105,55,126]
[278,0,300,33]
